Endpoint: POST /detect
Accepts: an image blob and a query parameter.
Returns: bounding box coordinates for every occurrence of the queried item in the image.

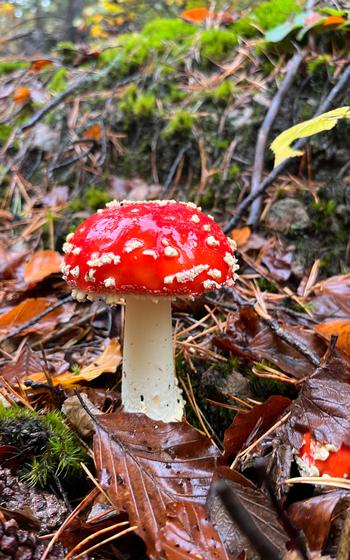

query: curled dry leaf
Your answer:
[24,250,63,284]
[0,297,73,336]
[231,226,251,248]
[288,490,350,551]
[26,339,121,387]
[93,412,221,557]
[308,273,350,320]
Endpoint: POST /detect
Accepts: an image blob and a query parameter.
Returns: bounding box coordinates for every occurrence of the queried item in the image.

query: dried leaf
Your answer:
[224,396,291,461]
[315,321,350,360]
[323,15,346,25]
[52,339,121,385]
[270,106,350,167]
[94,412,221,557]
[231,227,251,248]
[0,298,72,336]
[12,86,30,104]
[30,58,53,72]
[208,467,288,557]
[288,490,349,551]
[157,502,231,560]
[308,274,350,320]
[24,250,62,284]
[0,345,44,383]
[83,123,102,141]
[180,7,234,25]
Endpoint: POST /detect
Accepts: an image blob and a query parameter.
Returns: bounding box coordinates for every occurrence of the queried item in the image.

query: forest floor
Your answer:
[0,2,350,559]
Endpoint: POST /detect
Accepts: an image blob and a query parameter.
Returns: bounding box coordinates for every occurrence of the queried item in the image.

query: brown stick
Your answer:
[223,63,350,234]
[247,51,304,227]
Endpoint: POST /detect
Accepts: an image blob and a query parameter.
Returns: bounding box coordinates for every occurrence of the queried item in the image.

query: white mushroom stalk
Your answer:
[122,296,184,422]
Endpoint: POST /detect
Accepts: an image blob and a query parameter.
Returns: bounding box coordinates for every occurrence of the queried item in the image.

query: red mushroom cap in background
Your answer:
[62,200,238,301]
[298,432,350,478]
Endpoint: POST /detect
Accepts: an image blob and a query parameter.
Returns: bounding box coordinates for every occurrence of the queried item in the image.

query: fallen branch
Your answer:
[223,63,350,234]
[247,51,304,227]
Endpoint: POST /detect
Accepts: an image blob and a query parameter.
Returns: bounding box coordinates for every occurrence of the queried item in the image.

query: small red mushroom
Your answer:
[62,200,238,422]
[297,432,350,478]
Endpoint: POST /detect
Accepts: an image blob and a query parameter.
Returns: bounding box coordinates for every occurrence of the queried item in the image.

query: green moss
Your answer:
[253,0,302,30]
[203,80,234,104]
[47,68,68,93]
[199,29,238,62]
[120,84,156,119]
[167,84,187,102]
[142,18,195,43]
[0,60,29,74]
[0,406,86,487]
[227,163,240,180]
[162,110,195,138]
[307,55,333,75]
[69,185,111,212]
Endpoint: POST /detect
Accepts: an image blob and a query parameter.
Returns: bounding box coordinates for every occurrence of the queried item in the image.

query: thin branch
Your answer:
[247,51,304,227]
[223,63,350,234]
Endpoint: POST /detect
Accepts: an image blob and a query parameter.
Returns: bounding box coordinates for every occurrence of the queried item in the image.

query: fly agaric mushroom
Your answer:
[297,432,350,478]
[62,200,238,422]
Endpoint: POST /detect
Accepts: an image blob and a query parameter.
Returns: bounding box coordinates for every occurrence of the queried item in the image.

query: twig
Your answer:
[0,294,72,345]
[213,479,283,560]
[247,51,304,227]
[162,142,191,195]
[223,63,350,233]
[21,72,140,131]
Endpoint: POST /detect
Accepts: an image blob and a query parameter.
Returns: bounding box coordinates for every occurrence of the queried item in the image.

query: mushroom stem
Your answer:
[122,295,184,422]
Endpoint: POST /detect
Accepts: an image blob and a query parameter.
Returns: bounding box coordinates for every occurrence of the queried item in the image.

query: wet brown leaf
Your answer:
[214,307,326,378]
[157,502,231,559]
[223,395,291,461]
[23,250,63,284]
[288,491,350,551]
[0,345,44,383]
[94,412,221,557]
[208,467,288,557]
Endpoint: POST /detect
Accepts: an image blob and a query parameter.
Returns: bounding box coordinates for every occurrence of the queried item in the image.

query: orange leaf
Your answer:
[24,249,62,284]
[83,123,102,141]
[232,226,251,248]
[30,58,53,72]
[315,320,350,359]
[25,338,121,387]
[323,15,346,26]
[12,86,30,104]
[0,298,68,336]
[180,7,234,25]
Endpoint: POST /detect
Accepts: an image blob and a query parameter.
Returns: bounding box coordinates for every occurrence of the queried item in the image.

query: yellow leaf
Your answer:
[271,106,350,167]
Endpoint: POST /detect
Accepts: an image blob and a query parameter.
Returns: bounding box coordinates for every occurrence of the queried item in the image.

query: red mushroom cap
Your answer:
[62,200,238,301]
[299,432,350,478]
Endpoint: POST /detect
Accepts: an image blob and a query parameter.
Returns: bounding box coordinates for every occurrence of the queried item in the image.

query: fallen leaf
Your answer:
[208,467,288,556]
[270,106,350,167]
[83,123,102,141]
[0,345,45,383]
[308,274,350,320]
[315,320,350,360]
[30,58,53,72]
[231,227,251,248]
[52,339,121,385]
[213,307,327,378]
[157,502,231,559]
[288,490,349,551]
[223,395,291,461]
[94,412,221,557]
[180,7,234,25]
[12,86,30,104]
[24,250,62,284]
[323,15,346,26]
[0,298,72,336]
[41,186,69,207]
